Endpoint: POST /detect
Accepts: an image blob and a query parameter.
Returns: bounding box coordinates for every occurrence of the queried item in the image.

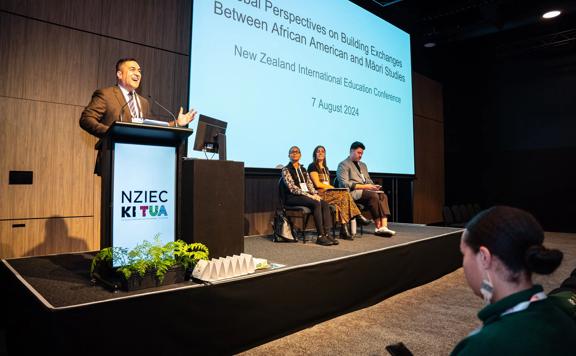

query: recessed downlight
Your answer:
[542,10,561,19]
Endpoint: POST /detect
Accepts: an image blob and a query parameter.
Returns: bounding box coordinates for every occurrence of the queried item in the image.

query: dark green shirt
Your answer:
[451,285,576,356]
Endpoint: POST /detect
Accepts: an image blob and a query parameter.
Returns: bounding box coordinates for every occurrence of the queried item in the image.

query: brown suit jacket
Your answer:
[79,85,151,139]
[79,86,151,174]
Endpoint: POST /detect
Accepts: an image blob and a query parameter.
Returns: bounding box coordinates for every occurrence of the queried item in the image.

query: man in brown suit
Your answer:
[80,58,197,173]
[80,58,196,137]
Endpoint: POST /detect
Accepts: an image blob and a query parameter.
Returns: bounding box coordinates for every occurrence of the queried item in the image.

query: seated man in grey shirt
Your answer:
[336,141,395,237]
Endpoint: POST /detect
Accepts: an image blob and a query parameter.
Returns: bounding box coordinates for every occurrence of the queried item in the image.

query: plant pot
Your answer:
[122,265,186,291]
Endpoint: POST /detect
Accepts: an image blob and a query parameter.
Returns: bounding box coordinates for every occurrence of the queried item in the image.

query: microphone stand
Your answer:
[119,94,134,123]
[147,95,177,127]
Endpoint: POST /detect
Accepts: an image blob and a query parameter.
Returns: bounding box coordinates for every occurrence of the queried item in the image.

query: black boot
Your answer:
[327,233,339,245]
[339,224,354,240]
[355,215,373,226]
[316,234,333,246]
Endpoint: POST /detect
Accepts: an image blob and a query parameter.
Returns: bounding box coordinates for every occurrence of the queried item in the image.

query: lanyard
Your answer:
[320,167,329,182]
[500,291,547,317]
[468,292,547,337]
[295,166,305,184]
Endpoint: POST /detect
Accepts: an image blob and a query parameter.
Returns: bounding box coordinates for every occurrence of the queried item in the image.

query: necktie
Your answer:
[128,92,140,120]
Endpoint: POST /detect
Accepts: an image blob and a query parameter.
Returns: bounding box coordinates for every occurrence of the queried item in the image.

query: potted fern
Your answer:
[90,235,209,291]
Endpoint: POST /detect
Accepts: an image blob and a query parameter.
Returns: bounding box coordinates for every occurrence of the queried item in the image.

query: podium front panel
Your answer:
[111,142,176,263]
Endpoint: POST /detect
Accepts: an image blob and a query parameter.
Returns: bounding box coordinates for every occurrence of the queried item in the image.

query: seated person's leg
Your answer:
[284,195,332,245]
[320,200,333,231]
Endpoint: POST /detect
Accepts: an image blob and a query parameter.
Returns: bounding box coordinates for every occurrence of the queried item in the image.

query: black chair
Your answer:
[446,205,466,228]
[278,178,313,243]
[443,206,456,226]
[471,203,482,216]
[464,204,476,221]
[451,204,466,224]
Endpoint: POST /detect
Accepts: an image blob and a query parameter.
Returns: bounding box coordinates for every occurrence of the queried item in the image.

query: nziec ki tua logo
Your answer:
[121,190,169,218]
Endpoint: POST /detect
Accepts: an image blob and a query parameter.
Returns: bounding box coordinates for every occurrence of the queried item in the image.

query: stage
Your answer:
[1,224,462,355]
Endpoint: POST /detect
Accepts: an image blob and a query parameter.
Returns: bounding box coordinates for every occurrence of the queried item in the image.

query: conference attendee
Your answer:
[451,206,575,356]
[336,141,395,237]
[549,266,576,320]
[79,58,197,173]
[308,145,372,240]
[281,146,336,246]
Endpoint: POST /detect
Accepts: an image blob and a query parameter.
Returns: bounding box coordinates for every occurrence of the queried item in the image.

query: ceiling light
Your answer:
[542,10,561,19]
[424,42,436,48]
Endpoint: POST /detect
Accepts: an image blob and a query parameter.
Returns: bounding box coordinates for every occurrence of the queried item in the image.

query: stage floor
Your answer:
[2,223,461,309]
[247,223,462,266]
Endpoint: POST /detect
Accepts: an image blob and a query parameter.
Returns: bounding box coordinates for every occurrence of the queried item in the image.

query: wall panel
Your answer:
[0,217,95,259]
[100,0,191,54]
[413,115,444,223]
[0,97,95,220]
[411,72,445,224]
[413,72,443,122]
[245,175,280,236]
[0,12,27,98]
[0,12,100,105]
[1,0,102,33]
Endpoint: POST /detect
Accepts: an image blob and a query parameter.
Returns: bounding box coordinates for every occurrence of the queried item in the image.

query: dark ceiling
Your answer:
[352,0,576,70]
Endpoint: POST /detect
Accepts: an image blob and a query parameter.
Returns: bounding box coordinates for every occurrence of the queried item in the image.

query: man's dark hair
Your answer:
[350,141,365,150]
[116,58,138,72]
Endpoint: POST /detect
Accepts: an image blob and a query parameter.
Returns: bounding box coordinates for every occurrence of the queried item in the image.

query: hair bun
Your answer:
[525,245,563,275]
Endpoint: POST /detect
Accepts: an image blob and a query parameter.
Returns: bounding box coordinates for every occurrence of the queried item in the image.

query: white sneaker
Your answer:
[375,227,396,237]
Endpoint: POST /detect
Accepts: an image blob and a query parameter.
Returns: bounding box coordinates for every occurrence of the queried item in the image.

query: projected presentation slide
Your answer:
[188,0,414,174]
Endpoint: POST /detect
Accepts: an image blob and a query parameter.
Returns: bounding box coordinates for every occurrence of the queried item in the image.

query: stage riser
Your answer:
[2,231,461,354]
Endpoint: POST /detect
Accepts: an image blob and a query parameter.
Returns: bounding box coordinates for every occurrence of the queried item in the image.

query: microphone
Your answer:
[147,95,177,127]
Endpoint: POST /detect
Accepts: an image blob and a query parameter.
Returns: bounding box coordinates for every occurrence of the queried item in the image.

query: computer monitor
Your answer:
[193,114,228,160]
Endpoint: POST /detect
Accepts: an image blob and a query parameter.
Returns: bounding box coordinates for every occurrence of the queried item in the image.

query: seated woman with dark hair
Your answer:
[452,206,575,356]
[307,145,372,240]
[281,146,336,246]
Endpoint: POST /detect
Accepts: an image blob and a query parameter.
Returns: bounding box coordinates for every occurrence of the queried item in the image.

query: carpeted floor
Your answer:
[240,232,576,356]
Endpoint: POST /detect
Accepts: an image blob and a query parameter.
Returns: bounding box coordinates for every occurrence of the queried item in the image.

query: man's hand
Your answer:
[176,107,198,126]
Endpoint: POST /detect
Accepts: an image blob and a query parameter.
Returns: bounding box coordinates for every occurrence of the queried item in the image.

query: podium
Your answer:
[99,122,193,251]
[180,159,244,258]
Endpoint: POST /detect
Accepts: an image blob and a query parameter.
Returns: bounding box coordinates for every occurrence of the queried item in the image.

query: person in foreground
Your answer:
[281,146,336,246]
[80,58,197,173]
[451,206,576,356]
[308,145,372,240]
[337,141,395,237]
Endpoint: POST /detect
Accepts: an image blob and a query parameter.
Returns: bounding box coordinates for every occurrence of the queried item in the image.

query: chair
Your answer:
[278,178,313,243]
[442,206,455,226]
[451,204,466,224]
[471,203,482,216]
[458,204,472,222]
[464,204,477,221]
[447,205,466,228]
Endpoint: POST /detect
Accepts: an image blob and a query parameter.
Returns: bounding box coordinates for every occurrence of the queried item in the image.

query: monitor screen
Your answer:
[187,0,413,174]
[193,114,228,153]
